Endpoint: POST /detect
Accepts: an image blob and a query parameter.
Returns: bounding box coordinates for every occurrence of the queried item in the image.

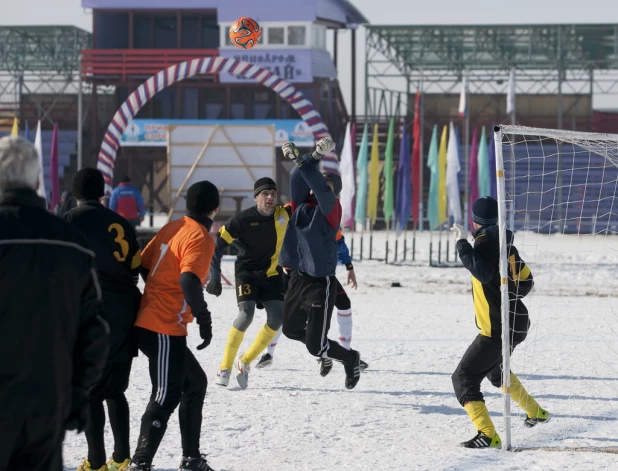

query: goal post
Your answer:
[494,124,618,452]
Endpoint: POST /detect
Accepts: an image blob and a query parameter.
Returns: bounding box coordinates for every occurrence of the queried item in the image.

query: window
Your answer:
[133,14,151,48]
[313,24,326,49]
[181,17,199,48]
[223,25,233,46]
[288,26,306,46]
[154,16,177,48]
[201,15,220,49]
[268,27,284,45]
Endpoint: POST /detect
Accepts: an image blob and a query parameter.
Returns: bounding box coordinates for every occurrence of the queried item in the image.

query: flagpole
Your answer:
[463,71,470,232]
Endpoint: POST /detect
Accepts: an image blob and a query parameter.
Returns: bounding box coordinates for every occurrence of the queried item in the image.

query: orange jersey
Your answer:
[135,216,214,336]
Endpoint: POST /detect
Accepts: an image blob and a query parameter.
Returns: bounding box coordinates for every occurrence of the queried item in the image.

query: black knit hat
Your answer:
[72,167,105,200]
[253,177,277,197]
[186,181,220,214]
[472,196,499,226]
[322,172,342,196]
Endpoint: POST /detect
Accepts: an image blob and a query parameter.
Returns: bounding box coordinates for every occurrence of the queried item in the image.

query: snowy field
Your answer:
[63,228,618,471]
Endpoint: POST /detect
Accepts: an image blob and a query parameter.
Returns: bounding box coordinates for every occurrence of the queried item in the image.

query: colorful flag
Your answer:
[34,121,47,202]
[10,117,19,137]
[24,121,30,141]
[458,76,467,117]
[438,125,448,225]
[411,91,421,228]
[446,122,462,224]
[50,123,60,210]
[507,68,516,116]
[395,122,411,233]
[477,126,490,197]
[426,125,440,230]
[382,118,395,226]
[339,122,355,230]
[354,124,369,228]
[488,127,497,198]
[468,127,479,228]
[367,123,381,225]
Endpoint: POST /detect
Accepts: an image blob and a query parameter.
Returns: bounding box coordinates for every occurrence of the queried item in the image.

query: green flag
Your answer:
[426,125,440,230]
[477,126,490,197]
[382,118,395,225]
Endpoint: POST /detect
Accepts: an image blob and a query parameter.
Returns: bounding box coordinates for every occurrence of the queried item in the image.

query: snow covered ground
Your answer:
[63,229,618,471]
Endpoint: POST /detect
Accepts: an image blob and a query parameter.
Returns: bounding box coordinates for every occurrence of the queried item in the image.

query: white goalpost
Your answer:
[494,125,618,452]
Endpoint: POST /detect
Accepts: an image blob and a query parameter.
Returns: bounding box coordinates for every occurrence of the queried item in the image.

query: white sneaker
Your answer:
[215,368,231,387]
[236,355,250,389]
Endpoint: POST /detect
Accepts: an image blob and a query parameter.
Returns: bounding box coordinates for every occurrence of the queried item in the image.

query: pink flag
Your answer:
[410,91,421,228]
[50,123,60,210]
[468,127,479,229]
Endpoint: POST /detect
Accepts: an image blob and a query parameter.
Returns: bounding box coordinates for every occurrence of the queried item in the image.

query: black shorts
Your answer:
[89,359,133,400]
[235,271,284,304]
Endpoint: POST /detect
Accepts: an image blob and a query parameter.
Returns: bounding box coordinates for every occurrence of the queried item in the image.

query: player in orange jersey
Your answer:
[129,181,219,471]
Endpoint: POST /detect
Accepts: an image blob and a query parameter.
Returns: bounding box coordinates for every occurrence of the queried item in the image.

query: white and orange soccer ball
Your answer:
[229,17,262,50]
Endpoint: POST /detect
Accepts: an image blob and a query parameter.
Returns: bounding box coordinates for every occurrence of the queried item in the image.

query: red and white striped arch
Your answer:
[96,56,339,196]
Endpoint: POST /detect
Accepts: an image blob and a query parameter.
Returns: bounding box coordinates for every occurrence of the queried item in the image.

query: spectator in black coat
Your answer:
[0,136,109,471]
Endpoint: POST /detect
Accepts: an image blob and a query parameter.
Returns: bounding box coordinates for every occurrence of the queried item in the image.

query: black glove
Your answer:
[64,400,90,433]
[281,272,290,295]
[196,321,212,350]
[205,279,222,297]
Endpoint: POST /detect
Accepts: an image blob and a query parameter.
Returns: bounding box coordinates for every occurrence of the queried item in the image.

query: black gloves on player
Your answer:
[195,311,213,350]
[281,271,290,294]
[206,279,222,297]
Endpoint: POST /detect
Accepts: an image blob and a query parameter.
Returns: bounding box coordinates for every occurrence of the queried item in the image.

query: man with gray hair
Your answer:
[0,136,109,471]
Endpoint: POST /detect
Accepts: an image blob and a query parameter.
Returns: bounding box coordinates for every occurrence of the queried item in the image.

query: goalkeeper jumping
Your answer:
[450,196,551,449]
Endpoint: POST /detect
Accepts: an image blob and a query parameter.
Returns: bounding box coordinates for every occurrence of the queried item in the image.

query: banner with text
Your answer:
[120,119,315,147]
[218,49,312,83]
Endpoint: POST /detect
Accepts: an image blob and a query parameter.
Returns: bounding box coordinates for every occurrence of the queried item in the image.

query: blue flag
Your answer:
[354,124,369,228]
[426,125,440,230]
[395,123,411,233]
[24,121,30,141]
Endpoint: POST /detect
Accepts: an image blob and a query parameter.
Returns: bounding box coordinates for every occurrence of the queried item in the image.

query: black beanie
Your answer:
[186,181,220,214]
[322,172,342,196]
[472,196,499,226]
[253,177,277,197]
[72,167,105,200]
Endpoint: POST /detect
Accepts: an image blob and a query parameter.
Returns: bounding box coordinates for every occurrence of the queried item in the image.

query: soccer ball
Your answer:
[229,17,262,50]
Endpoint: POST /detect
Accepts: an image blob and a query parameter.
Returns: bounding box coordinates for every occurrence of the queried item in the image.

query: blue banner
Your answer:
[120,119,315,148]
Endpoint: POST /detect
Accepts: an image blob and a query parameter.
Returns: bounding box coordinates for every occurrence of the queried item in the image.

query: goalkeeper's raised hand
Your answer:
[282,141,308,167]
[312,136,336,160]
[450,223,467,241]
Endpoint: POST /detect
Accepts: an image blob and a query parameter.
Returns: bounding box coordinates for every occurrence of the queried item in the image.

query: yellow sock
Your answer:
[507,372,541,418]
[241,324,278,365]
[464,401,496,438]
[219,327,245,370]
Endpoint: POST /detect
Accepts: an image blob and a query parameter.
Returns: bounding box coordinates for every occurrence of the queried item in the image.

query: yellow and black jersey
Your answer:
[65,201,141,291]
[211,205,290,279]
[456,224,534,341]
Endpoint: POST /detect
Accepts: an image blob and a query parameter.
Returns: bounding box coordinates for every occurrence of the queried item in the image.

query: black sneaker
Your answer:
[343,350,361,389]
[360,360,369,371]
[128,463,153,471]
[460,431,501,448]
[318,358,333,377]
[524,408,551,428]
[256,353,273,369]
[179,454,216,471]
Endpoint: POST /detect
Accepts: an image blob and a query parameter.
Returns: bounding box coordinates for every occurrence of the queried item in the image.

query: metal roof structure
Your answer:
[365,24,618,120]
[0,25,92,126]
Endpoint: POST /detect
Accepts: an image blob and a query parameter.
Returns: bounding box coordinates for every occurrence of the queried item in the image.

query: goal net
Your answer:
[494,125,618,452]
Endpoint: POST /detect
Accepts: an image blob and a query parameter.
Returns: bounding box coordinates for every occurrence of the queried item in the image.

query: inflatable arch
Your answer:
[96,56,339,196]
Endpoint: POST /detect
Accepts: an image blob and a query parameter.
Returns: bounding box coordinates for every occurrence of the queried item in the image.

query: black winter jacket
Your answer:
[0,189,109,422]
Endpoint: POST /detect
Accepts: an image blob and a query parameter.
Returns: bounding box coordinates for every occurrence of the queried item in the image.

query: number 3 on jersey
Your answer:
[108,223,129,262]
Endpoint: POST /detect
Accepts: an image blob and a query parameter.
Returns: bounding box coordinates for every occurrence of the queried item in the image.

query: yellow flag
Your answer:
[438,124,448,225]
[10,117,19,137]
[367,123,381,225]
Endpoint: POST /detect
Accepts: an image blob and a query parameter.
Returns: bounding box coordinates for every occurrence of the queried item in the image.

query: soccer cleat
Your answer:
[343,350,361,389]
[318,358,333,377]
[128,463,152,471]
[215,369,231,387]
[460,431,502,448]
[76,460,108,471]
[236,355,250,389]
[179,454,217,471]
[107,458,131,471]
[360,360,369,371]
[524,408,551,428]
[256,353,273,369]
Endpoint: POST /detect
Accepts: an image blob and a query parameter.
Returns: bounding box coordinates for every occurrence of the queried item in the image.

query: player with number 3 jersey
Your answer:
[65,168,142,471]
